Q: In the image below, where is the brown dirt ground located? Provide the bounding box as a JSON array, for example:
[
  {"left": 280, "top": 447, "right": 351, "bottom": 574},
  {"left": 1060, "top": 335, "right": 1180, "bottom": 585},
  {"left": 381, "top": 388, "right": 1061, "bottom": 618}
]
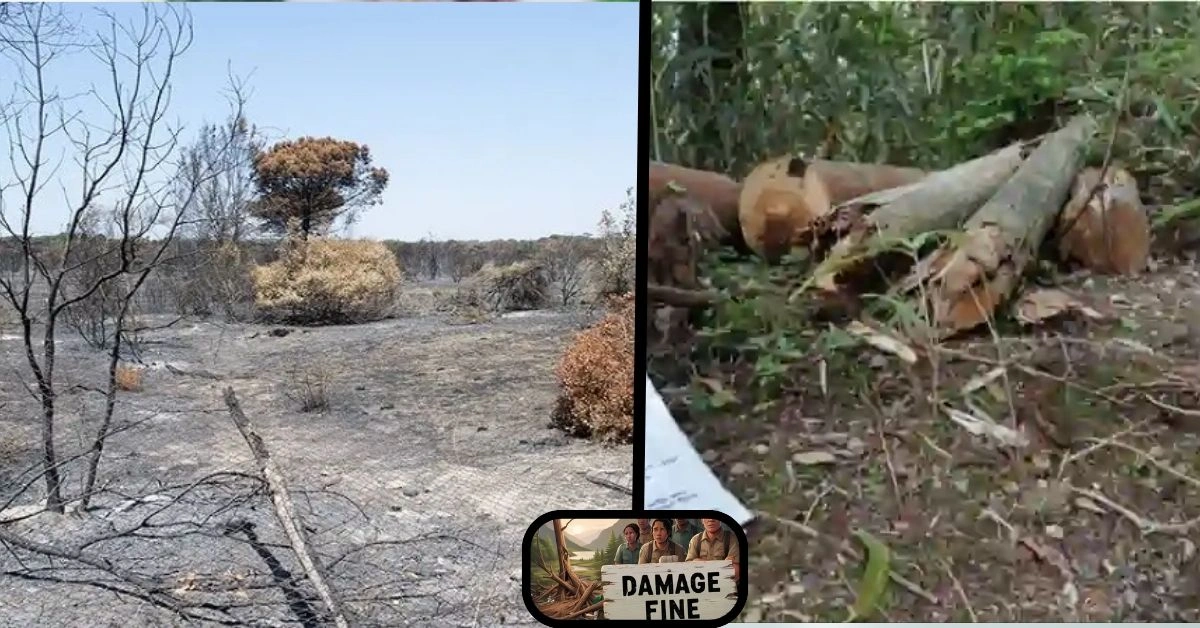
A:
[{"left": 650, "top": 256, "right": 1200, "bottom": 623}]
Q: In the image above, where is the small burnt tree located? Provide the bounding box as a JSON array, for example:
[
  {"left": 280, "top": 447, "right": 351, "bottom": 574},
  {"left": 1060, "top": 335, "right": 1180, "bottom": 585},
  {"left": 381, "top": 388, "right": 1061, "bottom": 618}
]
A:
[
  {"left": 250, "top": 136, "right": 389, "bottom": 240},
  {"left": 538, "top": 235, "right": 592, "bottom": 307},
  {"left": 0, "top": 4, "right": 250, "bottom": 512},
  {"left": 596, "top": 188, "right": 636, "bottom": 298}
]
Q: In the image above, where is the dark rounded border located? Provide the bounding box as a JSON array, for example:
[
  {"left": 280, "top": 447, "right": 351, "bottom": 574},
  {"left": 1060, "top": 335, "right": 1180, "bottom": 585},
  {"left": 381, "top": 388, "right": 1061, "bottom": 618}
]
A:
[{"left": 522, "top": 509, "right": 749, "bottom": 626}]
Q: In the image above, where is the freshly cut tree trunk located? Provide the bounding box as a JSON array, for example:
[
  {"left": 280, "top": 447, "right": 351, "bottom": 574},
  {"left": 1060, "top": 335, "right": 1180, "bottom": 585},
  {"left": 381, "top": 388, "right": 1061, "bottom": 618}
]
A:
[
  {"left": 650, "top": 161, "right": 742, "bottom": 246},
  {"left": 738, "top": 156, "right": 927, "bottom": 262},
  {"left": 902, "top": 114, "right": 1098, "bottom": 336},
  {"left": 807, "top": 142, "right": 1032, "bottom": 292},
  {"left": 647, "top": 193, "right": 729, "bottom": 291},
  {"left": 1054, "top": 165, "right": 1150, "bottom": 275}
]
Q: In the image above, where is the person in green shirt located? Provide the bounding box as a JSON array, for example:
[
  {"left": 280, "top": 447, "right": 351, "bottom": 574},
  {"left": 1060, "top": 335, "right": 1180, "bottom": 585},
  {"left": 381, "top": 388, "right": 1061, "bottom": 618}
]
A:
[
  {"left": 613, "top": 523, "right": 641, "bottom": 565},
  {"left": 671, "top": 518, "right": 701, "bottom": 549}
]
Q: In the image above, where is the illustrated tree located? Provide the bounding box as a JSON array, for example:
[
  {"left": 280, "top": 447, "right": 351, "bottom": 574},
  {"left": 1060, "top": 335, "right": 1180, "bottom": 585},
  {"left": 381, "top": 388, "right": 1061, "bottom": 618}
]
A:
[
  {"left": 602, "top": 528, "right": 621, "bottom": 565},
  {"left": 533, "top": 519, "right": 603, "bottom": 619},
  {"left": 250, "top": 136, "right": 389, "bottom": 240}
]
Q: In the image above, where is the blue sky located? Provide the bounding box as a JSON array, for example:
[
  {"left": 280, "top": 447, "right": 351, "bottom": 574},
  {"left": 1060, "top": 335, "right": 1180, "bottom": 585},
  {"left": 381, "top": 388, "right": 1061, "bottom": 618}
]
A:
[{"left": 2, "top": 3, "right": 638, "bottom": 241}]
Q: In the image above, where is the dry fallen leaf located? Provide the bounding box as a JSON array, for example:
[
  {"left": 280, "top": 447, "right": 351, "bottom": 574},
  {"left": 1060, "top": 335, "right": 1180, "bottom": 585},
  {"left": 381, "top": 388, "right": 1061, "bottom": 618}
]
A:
[
  {"left": 961, "top": 366, "right": 1006, "bottom": 395},
  {"left": 845, "top": 320, "right": 918, "bottom": 364},
  {"left": 792, "top": 451, "right": 838, "bottom": 465},
  {"left": 1016, "top": 288, "right": 1105, "bottom": 325},
  {"left": 942, "top": 405, "right": 1030, "bottom": 448}
]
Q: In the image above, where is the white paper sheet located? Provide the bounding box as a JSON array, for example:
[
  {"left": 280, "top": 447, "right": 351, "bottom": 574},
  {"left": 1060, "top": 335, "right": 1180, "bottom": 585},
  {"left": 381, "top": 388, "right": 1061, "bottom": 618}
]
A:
[{"left": 643, "top": 376, "right": 754, "bottom": 525}]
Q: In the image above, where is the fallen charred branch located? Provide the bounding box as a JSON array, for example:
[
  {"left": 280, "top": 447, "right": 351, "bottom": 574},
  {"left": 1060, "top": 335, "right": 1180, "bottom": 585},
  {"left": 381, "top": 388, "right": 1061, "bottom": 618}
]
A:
[{"left": 223, "top": 387, "right": 350, "bottom": 628}]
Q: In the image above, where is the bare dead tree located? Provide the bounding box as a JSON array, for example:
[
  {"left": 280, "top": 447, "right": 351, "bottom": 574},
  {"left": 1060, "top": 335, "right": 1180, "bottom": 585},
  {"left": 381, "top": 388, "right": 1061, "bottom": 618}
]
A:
[
  {"left": 0, "top": 4, "right": 246, "bottom": 513},
  {"left": 419, "top": 233, "right": 442, "bottom": 280},
  {"left": 177, "top": 70, "right": 265, "bottom": 247},
  {"left": 595, "top": 187, "right": 636, "bottom": 298},
  {"left": 537, "top": 235, "right": 592, "bottom": 307},
  {"left": 168, "top": 70, "right": 267, "bottom": 320},
  {"left": 443, "top": 239, "right": 486, "bottom": 283}
]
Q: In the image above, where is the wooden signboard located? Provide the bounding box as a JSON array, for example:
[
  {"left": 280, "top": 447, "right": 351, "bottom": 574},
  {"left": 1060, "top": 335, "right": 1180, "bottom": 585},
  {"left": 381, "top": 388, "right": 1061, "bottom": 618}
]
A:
[{"left": 600, "top": 560, "right": 737, "bottom": 620}]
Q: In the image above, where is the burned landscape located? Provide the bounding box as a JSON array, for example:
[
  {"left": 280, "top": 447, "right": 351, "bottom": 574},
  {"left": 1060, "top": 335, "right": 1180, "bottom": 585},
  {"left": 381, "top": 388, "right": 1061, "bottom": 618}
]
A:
[
  {"left": 0, "top": 289, "right": 632, "bottom": 626},
  {"left": 0, "top": 3, "right": 636, "bottom": 626}
]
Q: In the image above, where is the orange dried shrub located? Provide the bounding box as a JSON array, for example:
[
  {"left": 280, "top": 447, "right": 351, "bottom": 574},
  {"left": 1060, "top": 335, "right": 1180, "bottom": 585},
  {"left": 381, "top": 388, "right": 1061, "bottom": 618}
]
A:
[
  {"left": 552, "top": 293, "right": 634, "bottom": 443},
  {"left": 115, "top": 364, "right": 142, "bottom": 392},
  {"left": 252, "top": 238, "right": 401, "bottom": 325}
]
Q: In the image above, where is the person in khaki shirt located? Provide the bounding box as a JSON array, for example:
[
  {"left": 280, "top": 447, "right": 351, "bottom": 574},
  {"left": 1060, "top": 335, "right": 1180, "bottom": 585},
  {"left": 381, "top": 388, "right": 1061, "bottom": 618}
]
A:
[
  {"left": 685, "top": 518, "right": 740, "bottom": 581},
  {"left": 638, "top": 518, "right": 685, "bottom": 564}
]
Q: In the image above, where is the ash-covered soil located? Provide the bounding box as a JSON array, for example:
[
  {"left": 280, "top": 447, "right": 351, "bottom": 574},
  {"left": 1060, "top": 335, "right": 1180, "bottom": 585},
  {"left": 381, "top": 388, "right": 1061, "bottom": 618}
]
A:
[{"left": 0, "top": 308, "right": 631, "bottom": 626}]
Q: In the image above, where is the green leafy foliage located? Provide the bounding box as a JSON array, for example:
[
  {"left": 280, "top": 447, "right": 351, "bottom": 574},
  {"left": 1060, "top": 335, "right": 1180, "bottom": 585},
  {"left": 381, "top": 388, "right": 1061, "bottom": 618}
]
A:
[{"left": 652, "top": 3, "right": 1200, "bottom": 205}]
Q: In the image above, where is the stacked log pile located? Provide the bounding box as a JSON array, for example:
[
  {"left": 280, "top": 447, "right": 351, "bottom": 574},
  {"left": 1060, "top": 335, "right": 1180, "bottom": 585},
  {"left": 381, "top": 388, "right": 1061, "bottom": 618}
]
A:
[{"left": 648, "top": 114, "right": 1155, "bottom": 339}]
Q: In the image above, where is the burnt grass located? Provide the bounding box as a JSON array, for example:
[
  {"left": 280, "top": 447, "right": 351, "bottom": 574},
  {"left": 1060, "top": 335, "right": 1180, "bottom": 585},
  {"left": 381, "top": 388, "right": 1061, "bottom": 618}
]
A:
[
  {"left": 648, "top": 252, "right": 1200, "bottom": 622},
  {"left": 0, "top": 284, "right": 631, "bottom": 626}
]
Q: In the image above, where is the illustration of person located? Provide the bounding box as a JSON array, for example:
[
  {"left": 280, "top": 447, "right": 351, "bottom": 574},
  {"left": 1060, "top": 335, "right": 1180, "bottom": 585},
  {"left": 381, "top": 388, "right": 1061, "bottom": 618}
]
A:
[
  {"left": 613, "top": 523, "right": 640, "bottom": 565},
  {"left": 638, "top": 519, "right": 685, "bottom": 564},
  {"left": 686, "top": 518, "right": 740, "bottom": 582},
  {"left": 671, "top": 517, "right": 701, "bottom": 549}
]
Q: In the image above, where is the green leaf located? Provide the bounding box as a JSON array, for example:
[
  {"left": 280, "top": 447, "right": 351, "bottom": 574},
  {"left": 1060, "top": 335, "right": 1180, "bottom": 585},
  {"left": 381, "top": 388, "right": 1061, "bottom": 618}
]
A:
[
  {"left": 846, "top": 529, "right": 892, "bottom": 622},
  {"left": 1154, "top": 96, "right": 1182, "bottom": 137}
]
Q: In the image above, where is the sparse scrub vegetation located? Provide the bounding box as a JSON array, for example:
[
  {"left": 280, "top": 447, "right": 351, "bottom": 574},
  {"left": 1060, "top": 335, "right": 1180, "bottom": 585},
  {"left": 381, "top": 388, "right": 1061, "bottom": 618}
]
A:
[
  {"left": 172, "top": 241, "right": 257, "bottom": 320},
  {"left": 282, "top": 363, "right": 331, "bottom": 413},
  {"left": 595, "top": 188, "right": 636, "bottom": 298}
]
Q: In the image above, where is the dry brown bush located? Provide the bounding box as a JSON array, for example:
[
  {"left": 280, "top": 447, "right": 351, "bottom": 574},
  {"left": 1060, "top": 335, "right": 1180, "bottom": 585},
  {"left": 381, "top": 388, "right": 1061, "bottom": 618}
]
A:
[
  {"left": 475, "top": 261, "right": 549, "bottom": 312},
  {"left": 115, "top": 364, "right": 143, "bottom": 392},
  {"left": 252, "top": 238, "right": 401, "bottom": 325},
  {"left": 551, "top": 292, "right": 634, "bottom": 443},
  {"left": 446, "top": 261, "right": 549, "bottom": 317},
  {"left": 437, "top": 282, "right": 495, "bottom": 325}
]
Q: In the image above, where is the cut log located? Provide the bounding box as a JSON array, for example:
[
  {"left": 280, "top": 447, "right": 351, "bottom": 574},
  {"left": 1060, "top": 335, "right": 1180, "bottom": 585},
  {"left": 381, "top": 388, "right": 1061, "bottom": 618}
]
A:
[
  {"left": 650, "top": 161, "right": 742, "bottom": 247},
  {"left": 806, "top": 142, "right": 1032, "bottom": 293},
  {"left": 738, "top": 156, "right": 927, "bottom": 262},
  {"left": 1054, "top": 165, "right": 1150, "bottom": 275},
  {"left": 902, "top": 114, "right": 1098, "bottom": 336},
  {"left": 647, "top": 194, "right": 729, "bottom": 291}
]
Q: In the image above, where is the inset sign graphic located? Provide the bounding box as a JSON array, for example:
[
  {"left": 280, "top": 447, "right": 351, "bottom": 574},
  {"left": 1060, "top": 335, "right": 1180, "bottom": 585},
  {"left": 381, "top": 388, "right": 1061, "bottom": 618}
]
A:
[{"left": 522, "top": 510, "right": 747, "bottom": 626}]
